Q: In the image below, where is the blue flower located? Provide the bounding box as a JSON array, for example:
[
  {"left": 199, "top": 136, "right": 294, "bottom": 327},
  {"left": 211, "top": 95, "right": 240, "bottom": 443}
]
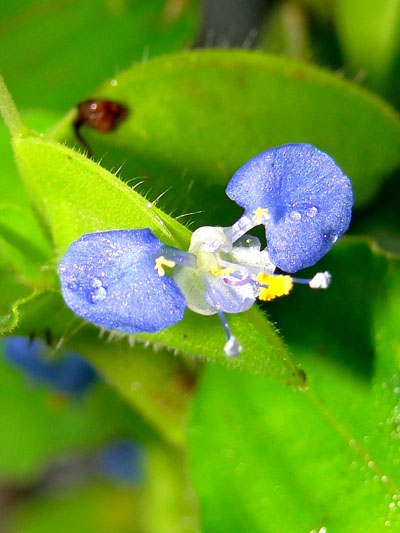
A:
[
  {"left": 226, "top": 143, "right": 353, "bottom": 272},
  {"left": 3, "top": 337, "right": 97, "bottom": 395},
  {"left": 96, "top": 440, "right": 141, "bottom": 484},
  {"left": 58, "top": 144, "right": 353, "bottom": 357}
]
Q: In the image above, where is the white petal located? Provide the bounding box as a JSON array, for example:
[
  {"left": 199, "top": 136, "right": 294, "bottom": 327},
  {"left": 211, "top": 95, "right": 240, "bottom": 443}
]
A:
[
  {"left": 173, "top": 266, "right": 216, "bottom": 315},
  {"left": 189, "top": 226, "right": 233, "bottom": 253}
]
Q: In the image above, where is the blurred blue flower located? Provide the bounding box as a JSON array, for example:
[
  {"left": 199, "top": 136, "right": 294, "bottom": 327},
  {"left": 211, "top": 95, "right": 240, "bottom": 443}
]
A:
[
  {"left": 58, "top": 144, "right": 353, "bottom": 357},
  {"left": 3, "top": 337, "right": 97, "bottom": 396},
  {"left": 96, "top": 440, "right": 141, "bottom": 484}
]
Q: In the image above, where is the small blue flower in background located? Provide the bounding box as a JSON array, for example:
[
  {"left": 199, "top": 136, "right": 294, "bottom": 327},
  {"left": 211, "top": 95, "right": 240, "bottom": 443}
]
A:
[
  {"left": 3, "top": 337, "right": 97, "bottom": 396},
  {"left": 96, "top": 439, "right": 141, "bottom": 484},
  {"left": 58, "top": 143, "right": 353, "bottom": 357}
]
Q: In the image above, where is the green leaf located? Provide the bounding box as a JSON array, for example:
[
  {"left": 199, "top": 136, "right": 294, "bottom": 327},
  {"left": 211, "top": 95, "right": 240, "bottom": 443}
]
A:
[
  {"left": 141, "top": 443, "right": 199, "bottom": 533},
  {"left": 0, "top": 202, "right": 54, "bottom": 334},
  {"left": 51, "top": 49, "right": 400, "bottom": 215},
  {"left": 0, "top": 272, "right": 37, "bottom": 335},
  {"left": 260, "top": 1, "right": 312, "bottom": 62},
  {"left": 335, "top": 0, "right": 400, "bottom": 91},
  {"left": 12, "top": 445, "right": 199, "bottom": 533},
  {"left": 1, "top": 290, "right": 78, "bottom": 340},
  {"left": 11, "top": 132, "right": 299, "bottom": 385},
  {"left": 11, "top": 482, "right": 140, "bottom": 533},
  {"left": 0, "top": 340, "right": 153, "bottom": 483},
  {"left": 0, "top": 107, "right": 63, "bottom": 208},
  {"left": 12, "top": 134, "right": 190, "bottom": 252},
  {"left": 3, "top": 289, "right": 194, "bottom": 446},
  {"left": 0, "top": 0, "right": 199, "bottom": 110},
  {"left": 0, "top": 107, "right": 67, "bottom": 332},
  {"left": 0, "top": 205, "right": 53, "bottom": 284},
  {"left": 188, "top": 240, "right": 400, "bottom": 532},
  {"left": 74, "top": 333, "right": 197, "bottom": 446}
]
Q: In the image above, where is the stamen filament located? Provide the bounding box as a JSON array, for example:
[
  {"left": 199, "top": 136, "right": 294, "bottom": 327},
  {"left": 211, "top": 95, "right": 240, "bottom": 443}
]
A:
[
  {"left": 291, "top": 271, "right": 331, "bottom": 289},
  {"left": 231, "top": 214, "right": 257, "bottom": 243},
  {"left": 162, "top": 246, "right": 197, "bottom": 268},
  {"left": 201, "top": 274, "right": 243, "bottom": 357},
  {"left": 223, "top": 274, "right": 252, "bottom": 286},
  {"left": 291, "top": 277, "right": 310, "bottom": 285},
  {"left": 219, "top": 258, "right": 263, "bottom": 276},
  {"left": 217, "top": 310, "right": 242, "bottom": 357}
]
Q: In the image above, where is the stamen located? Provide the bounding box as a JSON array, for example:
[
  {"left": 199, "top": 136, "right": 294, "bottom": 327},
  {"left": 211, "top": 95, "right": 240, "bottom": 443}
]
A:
[
  {"left": 162, "top": 247, "right": 197, "bottom": 268},
  {"left": 291, "top": 271, "right": 331, "bottom": 289},
  {"left": 219, "top": 259, "right": 265, "bottom": 276},
  {"left": 309, "top": 271, "right": 331, "bottom": 289},
  {"left": 231, "top": 214, "right": 257, "bottom": 243},
  {"left": 253, "top": 207, "right": 271, "bottom": 224},
  {"left": 223, "top": 274, "right": 252, "bottom": 286},
  {"left": 154, "top": 256, "right": 176, "bottom": 276},
  {"left": 211, "top": 266, "right": 235, "bottom": 276},
  {"left": 290, "top": 276, "right": 310, "bottom": 285},
  {"left": 256, "top": 273, "right": 293, "bottom": 301},
  {"left": 224, "top": 335, "right": 243, "bottom": 357},
  {"left": 217, "top": 311, "right": 243, "bottom": 357}
]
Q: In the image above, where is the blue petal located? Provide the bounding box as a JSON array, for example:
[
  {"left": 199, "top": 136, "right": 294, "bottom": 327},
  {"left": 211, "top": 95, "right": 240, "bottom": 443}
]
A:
[
  {"left": 58, "top": 229, "right": 186, "bottom": 333},
  {"left": 226, "top": 144, "right": 353, "bottom": 272},
  {"left": 97, "top": 440, "right": 141, "bottom": 484},
  {"left": 53, "top": 352, "right": 97, "bottom": 394},
  {"left": 4, "top": 337, "right": 57, "bottom": 383}
]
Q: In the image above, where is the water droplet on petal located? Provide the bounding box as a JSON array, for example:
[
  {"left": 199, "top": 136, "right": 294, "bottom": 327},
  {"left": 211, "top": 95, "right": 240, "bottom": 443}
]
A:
[
  {"left": 96, "top": 286, "right": 107, "bottom": 300},
  {"left": 89, "top": 287, "right": 107, "bottom": 303},
  {"left": 67, "top": 280, "right": 78, "bottom": 291},
  {"left": 290, "top": 211, "right": 302, "bottom": 220},
  {"left": 323, "top": 232, "right": 337, "bottom": 242},
  {"left": 90, "top": 277, "right": 103, "bottom": 289},
  {"left": 306, "top": 206, "right": 318, "bottom": 218},
  {"left": 87, "top": 278, "right": 107, "bottom": 303}
]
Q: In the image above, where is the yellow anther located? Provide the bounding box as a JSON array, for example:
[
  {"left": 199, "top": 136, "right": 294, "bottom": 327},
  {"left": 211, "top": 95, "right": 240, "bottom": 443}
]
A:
[
  {"left": 256, "top": 272, "right": 293, "bottom": 301},
  {"left": 253, "top": 207, "right": 271, "bottom": 224},
  {"left": 211, "top": 266, "right": 236, "bottom": 276},
  {"left": 155, "top": 256, "right": 176, "bottom": 276}
]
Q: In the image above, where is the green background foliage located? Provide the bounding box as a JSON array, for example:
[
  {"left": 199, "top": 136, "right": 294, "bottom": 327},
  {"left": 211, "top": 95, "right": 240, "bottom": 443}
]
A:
[{"left": 1, "top": 0, "right": 400, "bottom": 531}]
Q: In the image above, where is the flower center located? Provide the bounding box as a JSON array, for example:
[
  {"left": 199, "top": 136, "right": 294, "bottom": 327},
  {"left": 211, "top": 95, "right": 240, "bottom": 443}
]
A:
[{"left": 153, "top": 225, "right": 332, "bottom": 358}]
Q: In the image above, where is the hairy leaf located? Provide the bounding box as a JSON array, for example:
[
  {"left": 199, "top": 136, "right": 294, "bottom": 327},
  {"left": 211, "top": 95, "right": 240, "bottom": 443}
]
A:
[
  {"left": 52, "top": 49, "right": 400, "bottom": 220},
  {"left": 188, "top": 239, "right": 400, "bottom": 532}
]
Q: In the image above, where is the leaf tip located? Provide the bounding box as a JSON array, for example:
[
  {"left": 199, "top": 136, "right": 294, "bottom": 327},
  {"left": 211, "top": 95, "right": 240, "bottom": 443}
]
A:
[{"left": 0, "top": 75, "right": 25, "bottom": 137}]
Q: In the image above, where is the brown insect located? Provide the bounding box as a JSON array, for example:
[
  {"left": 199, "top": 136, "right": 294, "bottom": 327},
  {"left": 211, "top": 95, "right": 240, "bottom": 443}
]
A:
[{"left": 73, "top": 99, "right": 128, "bottom": 157}]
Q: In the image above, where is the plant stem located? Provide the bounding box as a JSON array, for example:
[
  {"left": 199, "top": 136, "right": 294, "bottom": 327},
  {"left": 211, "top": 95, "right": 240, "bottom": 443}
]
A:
[{"left": 0, "top": 75, "right": 24, "bottom": 136}]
